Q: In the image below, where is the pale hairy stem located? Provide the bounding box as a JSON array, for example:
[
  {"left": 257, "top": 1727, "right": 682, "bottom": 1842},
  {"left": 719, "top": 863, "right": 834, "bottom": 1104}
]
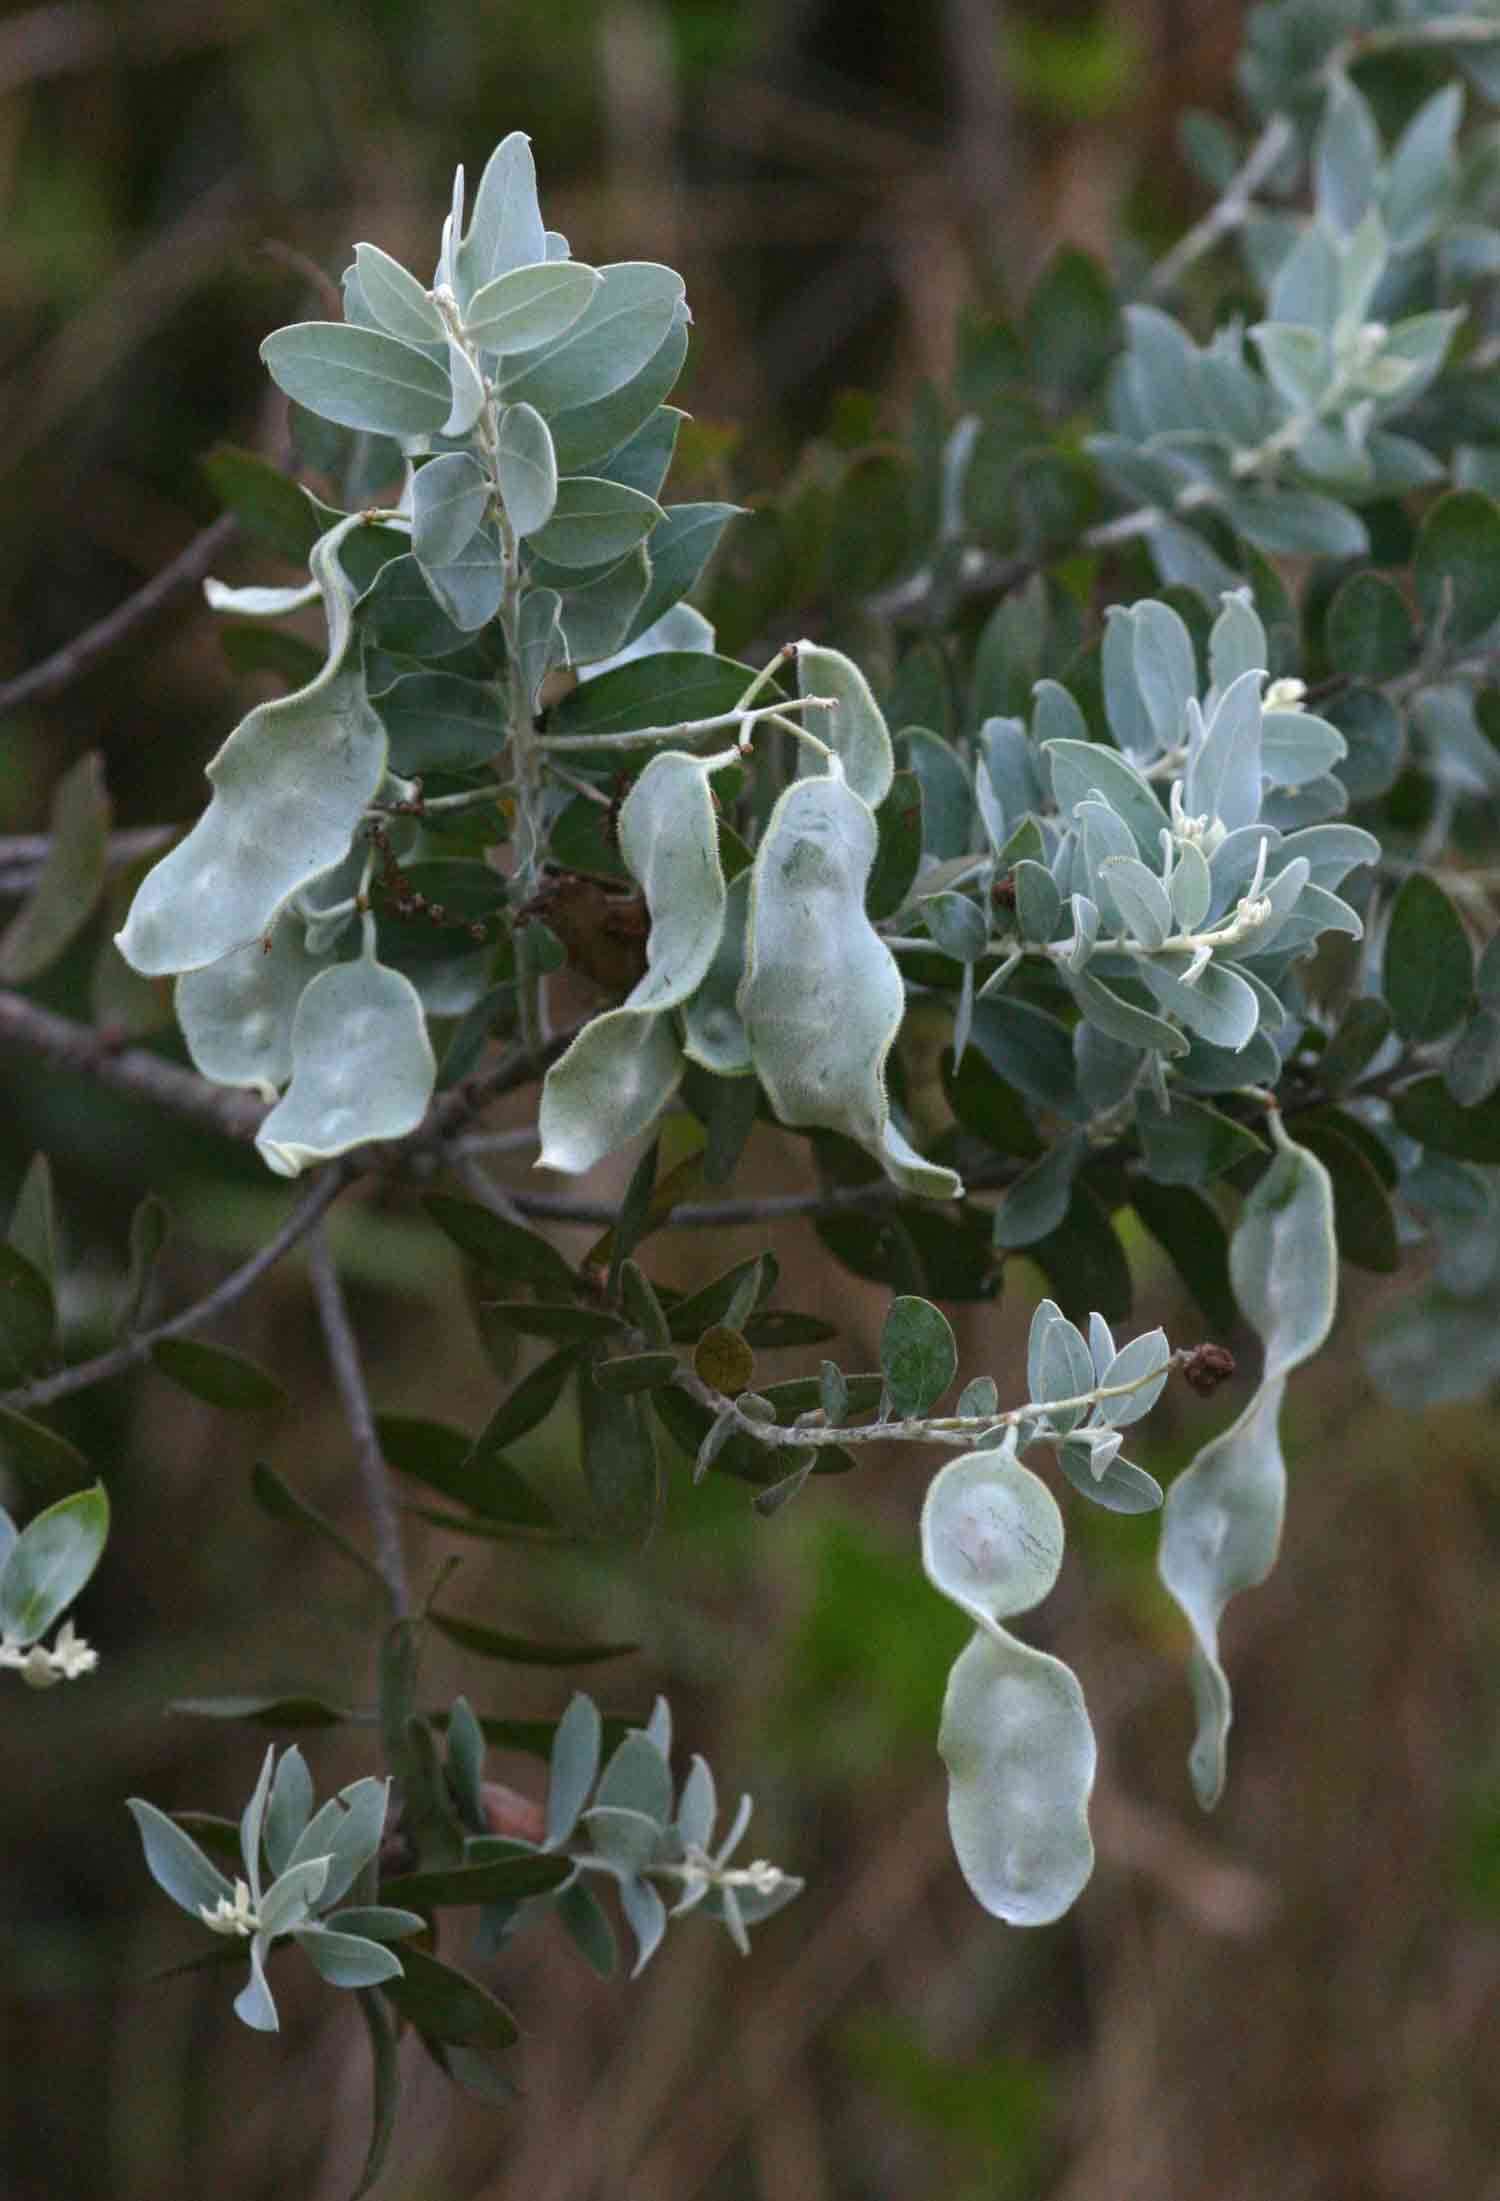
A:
[
  {"left": 1, "top": 1168, "right": 348, "bottom": 1414},
  {"left": 1146, "top": 113, "right": 1296, "bottom": 299},
  {"left": 535, "top": 693, "right": 833, "bottom": 756},
  {"left": 674, "top": 1348, "right": 1196, "bottom": 1456},
  {"left": 306, "top": 1224, "right": 410, "bottom": 1617}
]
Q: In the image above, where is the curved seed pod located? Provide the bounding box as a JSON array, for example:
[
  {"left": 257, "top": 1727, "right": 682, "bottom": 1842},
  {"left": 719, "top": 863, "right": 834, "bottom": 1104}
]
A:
[
  {"left": 739, "top": 766, "right": 961, "bottom": 1200},
  {"left": 921, "top": 1444, "right": 1096, "bottom": 1924},
  {"left": 794, "top": 642, "right": 893, "bottom": 809},
  {"left": 538, "top": 750, "right": 731, "bottom": 1172},
  {"left": 255, "top": 951, "right": 436, "bottom": 1177},
  {"left": 1157, "top": 1126, "right": 1336, "bottom": 1806},
  {"left": 175, "top": 918, "right": 329, "bottom": 1100},
  {"left": 117, "top": 517, "right": 385, "bottom": 978},
  {"left": 681, "top": 869, "right": 753, "bottom": 1075}
]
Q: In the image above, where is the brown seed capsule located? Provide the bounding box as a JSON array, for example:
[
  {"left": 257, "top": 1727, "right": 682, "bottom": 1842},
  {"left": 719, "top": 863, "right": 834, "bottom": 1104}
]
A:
[{"left": 1181, "top": 1342, "right": 1236, "bottom": 1396}]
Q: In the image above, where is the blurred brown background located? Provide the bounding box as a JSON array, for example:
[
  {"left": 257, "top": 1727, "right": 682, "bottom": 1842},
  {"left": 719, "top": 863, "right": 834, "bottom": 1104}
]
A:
[{"left": 4, "top": 2, "right": 1500, "bottom": 2197}]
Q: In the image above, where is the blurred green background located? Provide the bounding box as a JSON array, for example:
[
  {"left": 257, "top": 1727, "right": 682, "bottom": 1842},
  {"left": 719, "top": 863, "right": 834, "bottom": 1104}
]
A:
[{"left": 4, "top": 2, "right": 1500, "bottom": 2196}]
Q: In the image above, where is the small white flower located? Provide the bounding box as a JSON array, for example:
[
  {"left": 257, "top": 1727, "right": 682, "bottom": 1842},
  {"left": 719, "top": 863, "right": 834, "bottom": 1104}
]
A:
[
  {"left": 1264, "top": 676, "right": 1307, "bottom": 713},
  {"left": 200, "top": 1880, "right": 260, "bottom": 1937},
  {"left": 2, "top": 1619, "right": 100, "bottom": 1687},
  {"left": 49, "top": 1620, "right": 99, "bottom": 1681},
  {"left": 19, "top": 1645, "right": 64, "bottom": 1690}
]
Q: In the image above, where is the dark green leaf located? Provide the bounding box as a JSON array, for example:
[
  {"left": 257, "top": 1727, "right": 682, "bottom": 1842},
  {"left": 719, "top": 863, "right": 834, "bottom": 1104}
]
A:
[
  {"left": 1325, "top": 570, "right": 1414, "bottom": 682},
  {"left": 593, "top": 1350, "right": 679, "bottom": 1394},
  {"left": 220, "top": 624, "right": 327, "bottom": 687},
  {"left": 941, "top": 1046, "right": 1043, "bottom": 1158},
  {"left": 667, "top": 1254, "right": 776, "bottom": 1341},
  {"left": 1135, "top": 1090, "right": 1266, "bottom": 1187},
  {"left": 428, "top": 1608, "right": 635, "bottom": 1666},
  {"left": 814, "top": 1205, "right": 999, "bottom": 1301},
  {"left": 547, "top": 653, "right": 767, "bottom": 746},
  {"left": 250, "top": 1461, "right": 387, "bottom": 1589},
  {"left": 623, "top": 502, "right": 740, "bottom": 643},
  {"left": 0, "top": 1403, "right": 91, "bottom": 1498},
  {"left": 1130, "top": 1179, "right": 1236, "bottom": 1333},
  {"left": 1392, "top": 1076, "right": 1500, "bottom": 1163},
  {"left": 475, "top": 1302, "right": 625, "bottom": 1342},
  {"left": 152, "top": 1338, "right": 285, "bottom": 1411},
  {"left": 739, "top": 1309, "right": 839, "bottom": 1348},
  {"left": 171, "top": 1694, "right": 351, "bottom": 1727},
  {"left": 0, "top": 752, "right": 110, "bottom": 983},
  {"left": 1446, "top": 1007, "right": 1500, "bottom": 1107},
  {"left": 1022, "top": 1184, "right": 1131, "bottom": 1325},
  {"left": 610, "top": 1138, "right": 661, "bottom": 1291},
  {"left": 382, "top": 1853, "right": 571, "bottom": 1906},
  {"left": 425, "top": 1197, "right": 579, "bottom": 1297},
  {"left": 375, "top": 1414, "right": 554, "bottom": 1528},
  {"left": 866, "top": 771, "right": 925, "bottom": 922},
  {"left": 350, "top": 1990, "right": 401, "bottom": 2201},
  {"left": 1415, "top": 489, "right": 1500, "bottom": 651},
  {"left": 757, "top": 1372, "right": 884, "bottom": 1419},
  {"left": 0, "top": 1246, "right": 57, "bottom": 1384},
  {"left": 200, "top": 444, "right": 321, "bottom": 562},
  {"left": 555, "top": 1879, "right": 617, "bottom": 1976},
  {"left": 1024, "top": 247, "right": 1119, "bottom": 402},
  {"left": 376, "top": 673, "right": 504, "bottom": 776},
  {"left": 826, "top": 453, "right": 914, "bottom": 596},
  {"left": 1383, "top": 873, "right": 1473, "bottom": 1043},
  {"left": 116, "top": 1194, "right": 169, "bottom": 1339},
  {"left": 578, "top": 1367, "right": 659, "bottom": 1541},
  {"left": 467, "top": 1350, "right": 580, "bottom": 1456},
  {"left": 380, "top": 1947, "right": 519, "bottom": 2049},
  {"left": 1291, "top": 1118, "right": 1399, "bottom": 1273},
  {"left": 880, "top": 1296, "right": 958, "bottom": 1418},
  {"left": 1318, "top": 996, "right": 1392, "bottom": 1092}
]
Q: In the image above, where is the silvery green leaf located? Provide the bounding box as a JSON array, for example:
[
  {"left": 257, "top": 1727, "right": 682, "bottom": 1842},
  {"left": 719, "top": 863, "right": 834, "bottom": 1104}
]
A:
[
  {"left": 1250, "top": 321, "right": 1328, "bottom": 411},
  {"left": 1014, "top": 859, "right": 1061, "bottom": 943},
  {"left": 517, "top": 586, "right": 564, "bottom": 707},
  {"left": 499, "top": 263, "right": 685, "bottom": 417},
  {"left": 1055, "top": 1444, "right": 1164, "bottom": 1514},
  {"left": 0, "top": 1509, "right": 16, "bottom": 1575},
  {"left": 1078, "top": 796, "right": 1137, "bottom": 883},
  {"left": 1268, "top": 221, "right": 1341, "bottom": 333},
  {"left": 264, "top": 1746, "right": 314, "bottom": 1877},
  {"left": 921, "top": 891, "right": 987, "bottom": 963},
  {"left": 1118, "top": 303, "right": 1199, "bottom": 438},
  {"left": 1197, "top": 328, "right": 1274, "bottom": 445},
  {"left": 1260, "top": 709, "right": 1345, "bottom": 787},
  {"left": 1337, "top": 210, "right": 1387, "bottom": 333},
  {"left": 796, "top": 642, "right": 894, "bottom": 809},
  {"left": 547, "top": 315, "right": 689, "bottom": 475},
  {"left": 1384, "top": 83, "right": 1462, "bottom": 253},
  {"left": 1137, "top": 958, "right": 1260, "bottom": 1051},
  {"left": 295, "top": 1926, "right": 404, "bottom": 1988},
  {"left": 1170, "top": 839, "right": 1211, "bottom": 931},
  {"left": 464, "top": 259, "right": 600, "bottom": 352},
  {"left": 529, "top": 476, "right": 662, "bottom": 569},
  {"left": 258, "top": 1855, "right": 331, "bottom": 1939},
  {"left": 1446, "top": 1008, "right": 1500, "bottom": 1107},
  {"left": 921, "top": 1448, "right": 1095, "bottom": 1923},
  {"left": 618, "top": 1872, "right": 668, "bottom": 1976},
  {"left": 539, "top": 750, "right": 730, "bottom": 1171},
  {"left": 545, "top": 1693, "right": 602, "bottom": 1851},
  {"left": 0, "top": 1480, "right": 109, "bottom": 1648},
  {"left": 1074, "top": 1020, "right": 1142, "bottom": 1114},
  {"left": 1185, "top": 667, "right": 1264, "bottom": 835},
  {"left": 597, "top": 1728, "right": 673, "bottom": 1822},
  {"left": 433, "top": 162, "right": 464, "bottom": 291},
  {"left": 1065, "top": 893, "right": 1098, "bottom": 972},
  {"left": 260, "top": 323, "right": 452, "bottom": 437},
  {"left": 558, "top": 545, "right": 651, "bottom": 664},
  {"left": 682, "top": 869, "right": 752, "bottom": 1075},
  {"left": 956, "top": 1375, "right": 998, "bottom": 1420},
  {"left": 993, "top": 1132, "right": 1084, "bottom": 1250},
  {"left": 992, "top": 706, "right": 1052, "bottom": 810},
  {"left": 239, "top": 1745, "right": 276, "bottom": 1897},
  {"left": 494, "top": 402, "right": 558, "bottom": 537},
  {"left": 676, "top": 1755, "right": 716, "bottom": 1851},
  {"left": 545, "top": 230, "right": 569, "bottom": 260},
  {"left": 437, "top": 336, "right": 483, "bottom": 440},
  {"left": 974, "top": 758, "right": 1006, "bottom": 854},
  {"left": 1094, "top": 1327, "right": 1170, "bottom": 1427},
  {"left": 1207, "top": 823, "right": 1280, "bottom": 920},
  {"left": 1069, "top": 968, "right": 1188, "bottom": 1056},
  {"left": 1225, "top": 488, "right": 1367, "bottom": 560},
  {"left": 1207, "top": 589, "right": 1267, "bottom": 703},
  {"left": 1131, "top": 600, "right": 1196, "bottom": 754},
  {"left": 1254, "top": 879, "right": 1361, "bottom": 956},
  {"left": 175, "top": 921, "right": 325, "bottom": 1100},
  {"left": 1028, "top": 1299, "right": 1094, "bottom": 1430},
  {"left": 1372, "top": 309, "right": 1464, "bottom": 407},
  {"left": 1087, "top": 1312, "right": 1115, "bottom": 1381},
  {"left": 301, "top": 1777, "right": 391, "bottom": 1909},
  {"left": 597, "top": 403, "right": 684, "bottom": 498},
  {"left": 1045, "top": 740, "right": 1169, "bottom": 860},
  {"left": 255, "top": 955, "right": 436, "bottom": 1176},
  {"left": 1099, "top": 856, "right": 1172, "bottom": 949},
  {"left": 739, "top": 770, "right": 961, "bottom": 1201},
  {"left": 117, "top": 517, "right": 384, "bottom": 977},
  {"left": 353, "top": 243, "right": 445, "bottom": 346},
  {"left": 1158, "top": 1134, "right": 1336, "bottom": 1805},
  {"left": 418, "top": 522, "right": 505, "bottom": 632},
  {"left": 583, "top": 1806, "right": 663, "bottom": 1875},
  {"left": 234, "top": 1934, "right": 279, "bottom": 2032},
  {"left": 1100, "top": 607, "right": 1152, "bottom": 761},
  {"left": 646, "top": 1693, "right": 673, "bottom": 1760},
  {"left": 340, "top": 258, "right": 379, "bottom": 331},
  {"left": 1316, "top": 72, "right": 1380, "bottom": 233},
  {"left": 1260, "top": 774, "right": 1346, "bottom": 830},
  {"left": 622, "top": 503, "right": 740, "bottom": 649},
  {"left": 127, "top": 1798, "right": 233, "bottom": 1917},
  {"left": 411, "top": 453, "right": 489, "bottom": 566},
  {"left": 203, "top": 578, "right": 320, "bottom": 618},
  {"left": 456, "top": 132, "right": 546, "bottom": 302}
]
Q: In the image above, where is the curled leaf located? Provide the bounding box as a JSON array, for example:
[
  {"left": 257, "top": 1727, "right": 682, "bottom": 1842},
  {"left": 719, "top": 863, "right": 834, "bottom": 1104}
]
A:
[
  {"left": 175, "top": 917, "right": 328, "bottom": 1100},
  {"left": 255, "top": 953, "right": 436, "bottom": 1176}
]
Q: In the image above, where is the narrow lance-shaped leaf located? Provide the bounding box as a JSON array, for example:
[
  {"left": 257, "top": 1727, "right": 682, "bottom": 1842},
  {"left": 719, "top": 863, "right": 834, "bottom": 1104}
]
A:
[
  {"left": 539, "top": 750, "right": 732, "bottom": 1172},
  {"left": 0, "top": 751, "right": 111, "bottom": 984},
  {"left": 1157, "top": 1129, "right": 1337, "bottom": 1807},
  {"left": 739, "top": 765, "right": 961, "bottom": 1201},
  {"left": 0, "top": 1482, "right": 110, "bottom": 1647},
  {"left": 116, "top": 516, "right": 386, "bottom": 976},
  {"left": 921, "top": 1443, "right": 1096, "bottom": 1924}
]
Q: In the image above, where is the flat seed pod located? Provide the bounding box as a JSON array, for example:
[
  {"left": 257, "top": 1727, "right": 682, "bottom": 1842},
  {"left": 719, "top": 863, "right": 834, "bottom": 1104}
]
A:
[
  {"left": 538, "top": 750, "right": 731, "bottom": 1172},
  {"left": 739, "top": 767, "right": 961, "bottom": 1200},
  {"left": 921, "top": 1445, "right": 1095, "bottom": 1924},
  {"left": 117, "top": 516, "right": 387, "bottom": 977},
  {"left": 255, "top": 953, "right": 436, "bottom": 1177},
  {"left": 1157, "top": 1129, "right": 1337, "bottom": 1806},
  {"left": 175, "top": 918, "right": 328, "bottom": 1099}
]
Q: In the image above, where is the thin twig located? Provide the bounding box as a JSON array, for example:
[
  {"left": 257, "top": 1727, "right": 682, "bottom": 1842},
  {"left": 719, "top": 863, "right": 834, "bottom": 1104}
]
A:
[
  {"left": 0, "top": 513, "right": 237, "bottom": 719},
  {"left": 306, "top": 1225, "right": 410, "bottom": 1617},
  {"left": 1, "top": 1168, "right": 348, "bottom": 1414},
  {"left": 1146, "top": 113, "right": 1296, "bottom": 299},
  {"left": 0, "top": 986, "right": 267, "bottom": 1141},
  {"left": 0, "top": 826, "right": 172, "bottom": 899}
]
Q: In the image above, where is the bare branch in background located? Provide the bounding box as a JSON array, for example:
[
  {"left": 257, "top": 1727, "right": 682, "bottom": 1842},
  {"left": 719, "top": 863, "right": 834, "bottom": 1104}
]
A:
[{"left": 307, "top": 1224, "right": 410, "bottom": 1617}]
